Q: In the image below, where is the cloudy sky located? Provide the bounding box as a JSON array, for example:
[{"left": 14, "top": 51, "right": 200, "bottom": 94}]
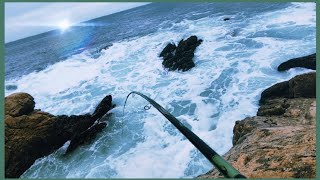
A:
[{"left": 5, "top": 2, "right": 150, "bottom": 43}]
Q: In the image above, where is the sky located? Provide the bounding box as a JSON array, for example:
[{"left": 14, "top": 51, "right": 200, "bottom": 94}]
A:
[{"left": 5, "top": 2, "right": 150, "bottom": 43}]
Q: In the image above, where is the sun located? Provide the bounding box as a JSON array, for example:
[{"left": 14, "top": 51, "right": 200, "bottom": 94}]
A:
[{"left": 58, "top": 20, "right": 71, "bottom": 31}]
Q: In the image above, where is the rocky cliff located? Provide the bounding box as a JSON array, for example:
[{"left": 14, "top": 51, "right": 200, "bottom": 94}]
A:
[
  {"left": 5, "top": 93, "right": 114, "bottom": 178},
  {"left": 199, "top": 72, "right": 316, "bottom": 178}
]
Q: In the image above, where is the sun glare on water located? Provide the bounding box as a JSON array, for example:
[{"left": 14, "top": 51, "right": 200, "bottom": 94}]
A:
[{"left": 58, "top": 20, "right": 71, "bottom": 31}]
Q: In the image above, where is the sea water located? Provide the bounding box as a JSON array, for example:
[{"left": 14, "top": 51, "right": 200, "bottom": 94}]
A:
[{"left": 5, "top": 2, "right": 315, "bottom": 178}]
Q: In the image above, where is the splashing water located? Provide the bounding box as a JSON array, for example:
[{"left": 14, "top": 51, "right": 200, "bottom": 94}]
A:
[{"left": 5, "top": 2, "right": 315, "bottom": 178}]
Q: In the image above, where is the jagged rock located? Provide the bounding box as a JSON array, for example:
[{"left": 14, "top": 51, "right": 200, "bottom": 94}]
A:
[
  {"left": 91, "top": 95, "right": 114, "bottom": 121},
  {"left": 65, "top": 122, "right": 107, "bottom": 154},
  {"left": 199, "top": 98, "right": 316, "bottom": 179},
  {"left": 5, "top": 93, "right": 114, "bottom": 178},
  {"left": 283, "top": 108, "right": 302, "bottom": 118},
  {"left": 260, "top": 72, "right": 316, "bottom": 103},
  {"left": 199, "top": 73, "right": 316, "bottom": 178},
  {"left": 278, "top": 53, "right": 316, "bottom": 71},
  {"left": 160, "top": 35, "right": 202, "bottom": 71},
  {"left": 5, "top": 93, "right": 35, "bottom": 117},
  {"left": 159, "top": 43, "right": 176, "bottom": 58},
  {"left": 257, "top": 99, "right": 290, "bottom": 116},
  {"left": 288, "top": 72, "right": 316, "bottom": 98},
  {"left": 233, "top": 117, "right": 273, "bottom": 145}
]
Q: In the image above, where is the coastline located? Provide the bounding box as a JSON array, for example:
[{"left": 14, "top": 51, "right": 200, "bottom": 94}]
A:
[
  {"left": 5, "top": 93, "right": 114, "bottom": 178},
  {"left": 4, "top": 52, "right": 316, "bottom": 178},
  {"left": 199, "top": 55, "right": 316, "bottom": 178}
]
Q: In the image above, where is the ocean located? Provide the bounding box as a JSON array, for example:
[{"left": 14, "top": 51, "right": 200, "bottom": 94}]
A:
[{"left": 5, "top": 2, "right": 316, "bottom": 178}]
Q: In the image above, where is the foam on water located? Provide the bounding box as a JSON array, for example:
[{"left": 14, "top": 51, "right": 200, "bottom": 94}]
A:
[{"left": 6, "top": 3, "right": 315, "bottom": 178}]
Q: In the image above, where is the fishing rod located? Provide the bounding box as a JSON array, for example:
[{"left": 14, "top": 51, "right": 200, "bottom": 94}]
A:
[{"left": 124, "top": 91, "right": 246, "bottom": 178}]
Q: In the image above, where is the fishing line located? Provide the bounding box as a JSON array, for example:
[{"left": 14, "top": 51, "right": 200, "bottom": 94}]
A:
[{"left": 123, "top": 91, "right": 246, "bottom": 178}]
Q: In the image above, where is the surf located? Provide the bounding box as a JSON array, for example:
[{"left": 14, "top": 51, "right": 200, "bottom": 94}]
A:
[{"left": 4, "top": 2, "right": 315, "bottom": 178}]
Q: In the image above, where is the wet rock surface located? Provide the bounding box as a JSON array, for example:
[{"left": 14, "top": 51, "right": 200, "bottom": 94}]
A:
[
  {"left": 5, "top": 93, "right": 114, "bottom": 178},
  {"left": 199, "top": 73, "right": 316, "bottom": 178},
  {"left": 160, "top": 35, "right": 202, "bottom": 71},
  {"left": 260, "top": 72, "right": 316, "bottom": 103},
  {"left": 91, "top": 95, "right": 114, "bottom": 120},
  {"left": 65, "top": 122, "right": 107, "bottom": 154},
  {"left": 278, "top": 53, "right": 316, "bottom": 71}
]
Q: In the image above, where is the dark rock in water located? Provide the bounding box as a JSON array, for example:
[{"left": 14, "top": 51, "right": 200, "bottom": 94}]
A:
[
  {"left": 91, "top": 95, "right": 114, "bottom": 121},
  {"left": 159, "top": 43, "right": 176, "bottom": 58},
  {"left": 65, "top": 122, "right": 107, "bottom": 154},
  {"left": 5, "top": 93, "right": 114, "bottom": 178},
  {"left": 260, "top": 72, "right": 316, "bottom": 104},
  {"left": 5, "top": 85, "right": 18, "bottom": 91},
  {"left": 160, "top": 35, "right": 202, "bottom": 72},
  {"left": 223, "top": 17, "right": 231, "bottom": 21},
  {"left": 278, "top": 53, "right": 316, "bottom": 71},
  {"left": 65, "top": 95, "right": 116, "bottom": 154}
]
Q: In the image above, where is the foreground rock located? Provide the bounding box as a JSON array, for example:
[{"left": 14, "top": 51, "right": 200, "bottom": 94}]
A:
[
  {"left": 5, "top": 93, "right": 114, "bottom": 178},
  {"left": 199, "top": 73, "right": 316, "bottom": 178},
  {"left": 277, "top": 53, "right": 316, "bottom": 71},
  {"left": 91, "top": 95, "right": 114, "bottom": 120},
  {"left": 260, "top": 72, "right": 315, "bottom": 103},
  {"left": 65, "top": 122, "right": 107, "bottom": 154},
  {"left": 160, "top": 35, "right": 203, "bottom": 71}
]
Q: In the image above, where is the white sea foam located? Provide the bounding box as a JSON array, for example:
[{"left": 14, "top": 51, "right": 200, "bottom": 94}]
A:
[{"left": 8, "top": 2, "right": 315, "bottom": 178}]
